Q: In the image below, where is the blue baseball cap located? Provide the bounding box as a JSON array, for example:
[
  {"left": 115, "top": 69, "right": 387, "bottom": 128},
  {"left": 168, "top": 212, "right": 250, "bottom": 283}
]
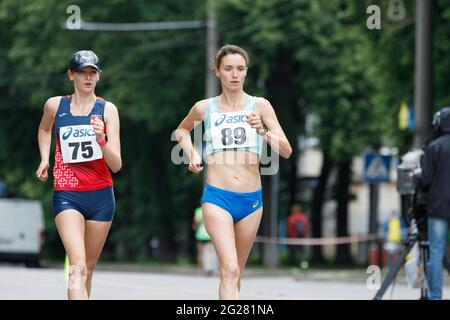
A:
[{"left": 69, "top": 50, "right": 101, "bottom": 72}]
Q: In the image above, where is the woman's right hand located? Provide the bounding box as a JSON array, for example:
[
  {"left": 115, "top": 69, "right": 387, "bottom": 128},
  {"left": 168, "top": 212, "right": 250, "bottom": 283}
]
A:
[
  {"left": 36, "top": 161, "right": 49, "bottom": 182},
  {"left": 188, "top": 154, "right": 203, "bottom": 174}
]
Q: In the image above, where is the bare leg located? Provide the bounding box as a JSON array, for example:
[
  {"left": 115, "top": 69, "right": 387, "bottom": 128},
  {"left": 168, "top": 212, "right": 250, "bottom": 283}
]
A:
[
  {"left": 234, "top": 208, "right": 263, "bottom": 293},
  {"left": 84, "top": 220, "right": 112, "bottom": 297},
  {"left": 55, "top": 210, "right": 87, "bottom": 300},
  {"left": 202, "top": 203, "right": 239, "bottom": 300}
]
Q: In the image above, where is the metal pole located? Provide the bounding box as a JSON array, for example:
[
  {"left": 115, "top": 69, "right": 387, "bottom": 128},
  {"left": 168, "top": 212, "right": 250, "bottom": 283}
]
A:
[
  {"left": 205, "top": 0, "right": 219, "bottom": 99},
  {"left": 368, "top": 184, "right": 379, "bottom": 266},
  {"left": 369, "top": 184, "right": 379, "bottom": 239},
  {"left": 270, "top": 172, "right": 280, "bottom": 268},
  {"left": 202, "top": 0, "right": 219, "bottom": 186},
  {"left": 263, "top": 172, "right": 280, "bottom": 268},
  {"left": 413, "top": 0, "right": 433, "bottom": 149}
]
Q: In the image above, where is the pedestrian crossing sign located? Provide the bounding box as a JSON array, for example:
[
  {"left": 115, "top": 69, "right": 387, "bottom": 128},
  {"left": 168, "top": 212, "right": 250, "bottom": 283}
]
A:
[{"left": 363, "top": 153, "right": 392, "bottom": 183}]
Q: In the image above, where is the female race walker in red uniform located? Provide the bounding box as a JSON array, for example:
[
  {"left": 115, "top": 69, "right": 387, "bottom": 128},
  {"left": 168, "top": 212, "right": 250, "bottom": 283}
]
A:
[
  {"left": 176, "top": 45, "right": 292, "bottom": 299},
  {"left": 36, "top": 50, "right": 121, "bottom": 299}
]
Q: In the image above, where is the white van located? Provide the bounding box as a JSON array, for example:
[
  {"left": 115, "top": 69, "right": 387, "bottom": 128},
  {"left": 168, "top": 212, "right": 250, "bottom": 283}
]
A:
[{"left": 0, "top": 199, "right": 45, "bottom": 267}]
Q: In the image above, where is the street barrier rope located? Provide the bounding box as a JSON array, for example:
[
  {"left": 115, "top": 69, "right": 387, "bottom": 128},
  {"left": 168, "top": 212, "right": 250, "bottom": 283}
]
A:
[{"left": 255, "top": 233, "right": 381, "bottom": 246}]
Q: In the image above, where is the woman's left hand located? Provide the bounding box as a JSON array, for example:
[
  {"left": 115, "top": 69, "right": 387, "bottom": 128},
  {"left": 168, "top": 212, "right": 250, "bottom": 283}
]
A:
[
  {"left": 246, "top": 112, "right": 264, "bottom": 131},
  {"left": 91, "top": 117, "right": 105, "bottom": 141}
]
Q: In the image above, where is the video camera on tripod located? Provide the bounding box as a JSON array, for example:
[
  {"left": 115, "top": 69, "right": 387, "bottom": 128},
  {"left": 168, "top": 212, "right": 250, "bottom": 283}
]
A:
[
  {"left": 373, "top": 149, "right": 429, "bottom": 299},
  {"left": 397, "top": 150, "right": 423, "bottom": 195},
  {"left": 396, "top": 150, "right": 427, "bottom": 234}
]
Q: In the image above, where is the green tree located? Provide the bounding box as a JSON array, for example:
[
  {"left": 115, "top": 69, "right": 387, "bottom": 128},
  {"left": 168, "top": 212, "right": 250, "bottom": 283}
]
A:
[
  {"left": 220, "top": 0, "right": 382, "bottom": 264},
  {"left": 0, "top": 0, "right": 207, "bottom": 261}
]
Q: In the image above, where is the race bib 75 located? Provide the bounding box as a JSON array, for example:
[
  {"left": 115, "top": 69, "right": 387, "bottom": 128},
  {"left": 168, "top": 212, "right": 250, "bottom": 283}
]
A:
[{"left": 59, "top": 125, "right": 103, "bottom": 163}]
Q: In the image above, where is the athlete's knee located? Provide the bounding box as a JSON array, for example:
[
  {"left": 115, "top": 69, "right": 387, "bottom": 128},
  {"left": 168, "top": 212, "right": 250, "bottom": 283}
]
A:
[
  {"left": 221, "top": 262, "right": 240, "bottom": 281},
  {"left": 86, "top": 264, "right": 96, "bottom": 280},
  {"left": 68, "top": 263, "right": 87, "bottom": 290}
]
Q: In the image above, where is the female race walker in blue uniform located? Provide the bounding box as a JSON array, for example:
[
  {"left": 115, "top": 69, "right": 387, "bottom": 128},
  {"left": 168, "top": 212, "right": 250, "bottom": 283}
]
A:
[
  {"left": 36, "top": 50, "right": 121, "bottom": 299},
  {"left": 176, "top": 45, "right": 292, "bottom": 299}
]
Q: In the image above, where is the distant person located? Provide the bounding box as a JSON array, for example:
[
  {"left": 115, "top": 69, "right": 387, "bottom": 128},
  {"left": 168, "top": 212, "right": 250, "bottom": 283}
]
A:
[
  {"left": 175, "top": 44, "right": 292, "bottom": 299},
  {"left": 193, "top": 206, "right": 218, "bottom": 276},
  {"left": 286, "top": 204, "right": 310, "bottom": 268},
  {"left": 36, "top": 50, "right": 121, "bottom": 300},
  {"left": 418, "top": 107, "right": 450, "bottom": 299},
  {"left": 382, "top": 211, "right": 407, "bottom": 270}
]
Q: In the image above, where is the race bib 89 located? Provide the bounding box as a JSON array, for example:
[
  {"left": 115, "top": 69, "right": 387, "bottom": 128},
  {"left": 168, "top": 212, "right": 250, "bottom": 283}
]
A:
[
  {"left": 59, "top": 125, "right": 103, "bottom": 163},
  {"left": 210, "top": 111, "right": 257, "bottom": 150}
]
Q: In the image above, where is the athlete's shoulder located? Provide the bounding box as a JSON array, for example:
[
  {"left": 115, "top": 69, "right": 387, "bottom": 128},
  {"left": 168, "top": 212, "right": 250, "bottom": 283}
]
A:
[
  {"left": 254, "top": 97, "right": 271, "bottom": 106},
  {"left": 192, "top": 99, "right": 209, "bottom": 115},
  {"left": 254, "top": 97, "right": 273, "bottom": 111},
  {"left": 194, "top": 98, "right": 209, "bottom": 110},
  {"left": 103, "top": 100, "right": 119, "bottom": 121},
  {"left": 101, "top": 101, "right": 119, "bottom": 127},
  {"left": 104, "top": 100, "right": 118, "bottom": 111},
  {"left": 44, "top": 96, "right": 63, "bottom": 113}
]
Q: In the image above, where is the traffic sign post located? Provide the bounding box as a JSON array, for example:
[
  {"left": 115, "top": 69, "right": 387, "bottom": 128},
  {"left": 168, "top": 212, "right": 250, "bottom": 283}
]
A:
[
  {"left": 363, "top": 153, "right": 392, "bottom": 184},
  {"left": 363, "top": 153, "right": 392, "bottom": 267}
]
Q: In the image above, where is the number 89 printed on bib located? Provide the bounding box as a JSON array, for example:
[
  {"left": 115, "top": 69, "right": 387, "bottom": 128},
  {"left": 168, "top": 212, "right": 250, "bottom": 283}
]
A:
[
  {"left": 59, "top": 125, "right": 103, "bottom": 163},
  {"left": 210, "top": 111, "right": 257, "bottom": 150}
]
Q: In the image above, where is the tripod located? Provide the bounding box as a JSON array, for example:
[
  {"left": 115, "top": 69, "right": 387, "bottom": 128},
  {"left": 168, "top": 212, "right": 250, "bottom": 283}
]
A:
[{"left": 373, "top": 193, "right": 429, "bottom": 300}]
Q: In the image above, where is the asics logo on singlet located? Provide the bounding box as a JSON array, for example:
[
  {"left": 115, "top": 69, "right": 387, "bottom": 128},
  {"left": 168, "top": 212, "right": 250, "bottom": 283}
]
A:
[
  {"left": 214, "top": 114, "right": 247, "bottom": 126},
  {"left": 62, "top": 127, "right": 95, "bottom": 140}
]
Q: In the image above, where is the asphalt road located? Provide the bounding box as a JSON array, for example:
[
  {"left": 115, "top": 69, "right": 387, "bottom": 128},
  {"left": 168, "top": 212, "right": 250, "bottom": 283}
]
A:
[{"left": 1, "top": 265, "right": 448, "bottom": 300}]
